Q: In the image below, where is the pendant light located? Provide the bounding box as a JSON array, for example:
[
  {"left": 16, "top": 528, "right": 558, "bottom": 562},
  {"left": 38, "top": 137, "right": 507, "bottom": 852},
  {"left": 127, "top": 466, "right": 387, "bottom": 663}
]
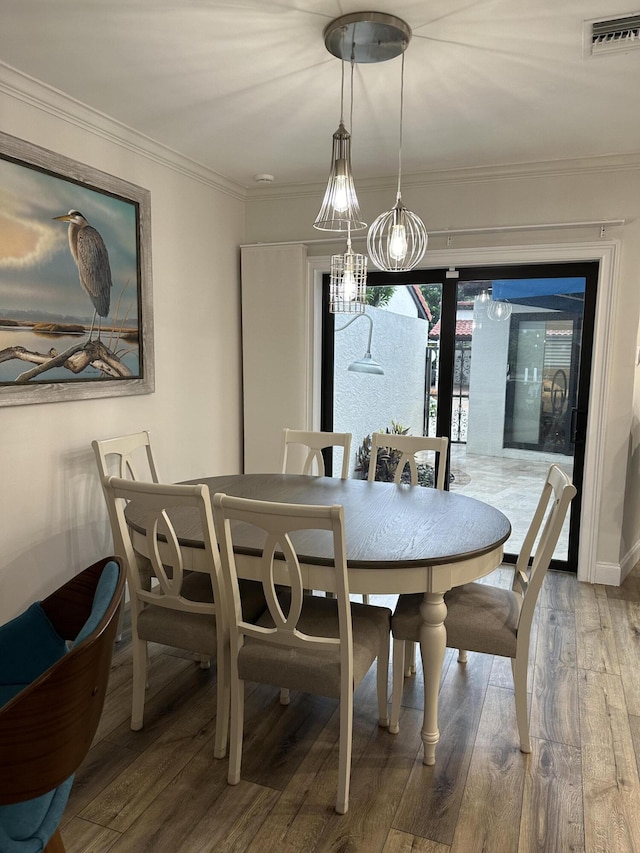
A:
[
  {"left": 367, "top": 49, "right": 428, "bottom": 271},
  {"left": 329, "top": 224, "right": 367, "bottom": 314},
  {"left": 319, "top": 13, "right": 416, "bottom": 310},
  {"left": 487, "top": 299, "right": 513, "bottom": 321},
  {"left": 328, "top": 54, "right": 367, "bottom": 313},
  {"left": 314, "top": 28, "right": 366, "bottom": 232}
]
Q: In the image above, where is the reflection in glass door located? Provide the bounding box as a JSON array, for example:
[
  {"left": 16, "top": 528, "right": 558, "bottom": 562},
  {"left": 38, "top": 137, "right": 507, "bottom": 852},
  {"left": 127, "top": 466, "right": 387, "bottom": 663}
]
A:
[{"left": 504, "top": 316, "right": 576, "bottom": 455}]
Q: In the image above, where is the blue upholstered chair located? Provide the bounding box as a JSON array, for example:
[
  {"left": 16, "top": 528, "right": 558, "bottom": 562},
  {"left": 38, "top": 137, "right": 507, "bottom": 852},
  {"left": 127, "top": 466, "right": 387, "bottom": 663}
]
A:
[{"left": 0, "top": 557, "right": 125, "bottom": 852}]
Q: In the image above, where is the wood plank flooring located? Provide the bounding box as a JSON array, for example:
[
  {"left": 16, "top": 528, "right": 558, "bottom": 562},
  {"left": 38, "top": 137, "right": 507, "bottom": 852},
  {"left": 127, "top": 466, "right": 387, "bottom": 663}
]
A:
[{"left": 59, "top": 566, "right": 640, "bottom": 852}]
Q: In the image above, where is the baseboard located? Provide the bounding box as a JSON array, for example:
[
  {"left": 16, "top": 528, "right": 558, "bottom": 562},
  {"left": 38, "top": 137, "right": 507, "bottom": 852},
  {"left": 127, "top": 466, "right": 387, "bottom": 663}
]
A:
[
  {"left": 593, "top": 561, "right": 623, "bottom": 586},
  {"left": 619, "top": 539, "right": 640, "bottom": 584}
]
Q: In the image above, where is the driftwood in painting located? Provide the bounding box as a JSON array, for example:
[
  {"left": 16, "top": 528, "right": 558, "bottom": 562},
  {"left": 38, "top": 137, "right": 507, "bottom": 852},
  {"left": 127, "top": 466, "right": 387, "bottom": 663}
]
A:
[{"left": 0, "top": 340, "right": 133, "bottom": 382}]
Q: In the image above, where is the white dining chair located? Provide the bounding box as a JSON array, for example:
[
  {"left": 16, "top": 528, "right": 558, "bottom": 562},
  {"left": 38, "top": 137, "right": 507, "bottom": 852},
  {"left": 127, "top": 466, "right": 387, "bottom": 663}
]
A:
[
  {"left": 389, "top": 463, "right": 576, "bottom": 750},
  {"left": 92, "top": 430, "right": 161, "bottom": 483},
  {"left": 367, "top": 433, "right": 449, "bottom": 681},
  {"left": 281, "top": 428, "right": 359, "bottom": 609},
  {"left": 281, "top": 428, "right": 352, "bottom": 479},
  {"left": 212, "top": 492, "right": 391, "bottom": 814},
  {"left": 367, "top": 432, "right": 449, "bottom": 489},
  {"left": 92, "top": 431, "right": 162, "bottom": 641},
  {"left": 101, "top": 478, "right": 266, "bottom": 757}
]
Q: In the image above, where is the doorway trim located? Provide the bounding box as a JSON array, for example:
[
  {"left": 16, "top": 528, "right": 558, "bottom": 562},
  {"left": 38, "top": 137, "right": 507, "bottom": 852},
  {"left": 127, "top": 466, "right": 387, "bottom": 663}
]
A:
[{"left": 308, "top": 239, "right": 620, "bottom": 585}]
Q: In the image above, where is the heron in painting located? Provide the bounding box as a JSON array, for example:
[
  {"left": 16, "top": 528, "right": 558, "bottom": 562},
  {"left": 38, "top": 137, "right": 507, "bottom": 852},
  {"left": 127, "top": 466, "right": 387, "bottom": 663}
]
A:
[{"left": 53, "top": 210, "right": 112, "bottom": 339}]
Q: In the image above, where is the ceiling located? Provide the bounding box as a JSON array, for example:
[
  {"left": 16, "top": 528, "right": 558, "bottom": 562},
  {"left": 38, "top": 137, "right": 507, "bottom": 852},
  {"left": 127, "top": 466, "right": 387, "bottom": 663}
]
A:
[{"left": 1, "top": 1, "right": 639, "bottom": 189}]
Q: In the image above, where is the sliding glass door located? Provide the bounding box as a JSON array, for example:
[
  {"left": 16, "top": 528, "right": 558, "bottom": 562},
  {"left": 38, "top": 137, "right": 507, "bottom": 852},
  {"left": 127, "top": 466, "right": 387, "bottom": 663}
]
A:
[{"left": 321, "top": 261, "right": 598, "bottom": 572}]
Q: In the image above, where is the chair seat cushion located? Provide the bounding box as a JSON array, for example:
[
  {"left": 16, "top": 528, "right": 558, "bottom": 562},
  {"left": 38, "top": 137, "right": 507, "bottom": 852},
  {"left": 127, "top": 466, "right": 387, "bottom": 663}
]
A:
[
  {"left": 137, "top": 602, "right": 218, "bottom": 655},
  {"left": 392, "top": 584, "right": 521, "bottom": 659},
  {"left": 238, "top": 597, "right": 391, "bottom": 698},
  {"left": 0, "top": 603, "right": 67, "bottom": 707},
  {"left": 0, "top": 773, "right": 74, "bottom": 853}
]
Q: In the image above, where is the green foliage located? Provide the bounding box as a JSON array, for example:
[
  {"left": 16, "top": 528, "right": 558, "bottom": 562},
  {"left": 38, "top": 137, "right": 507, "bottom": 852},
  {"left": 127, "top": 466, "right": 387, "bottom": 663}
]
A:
[
  {"left": 353, "top": 420, "right": 435, "bottom": 487},
  {"left": 419, "top": 284, "right": 442, "bottom": 326},
  {"left": 366, "top": 286, "right": 396, "bottom": 307}
]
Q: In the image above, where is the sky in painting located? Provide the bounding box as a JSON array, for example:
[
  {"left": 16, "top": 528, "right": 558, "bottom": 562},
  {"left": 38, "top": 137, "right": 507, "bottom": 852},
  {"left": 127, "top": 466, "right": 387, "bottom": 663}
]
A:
[{"left": 0, "top": 156, "right": 138, "bottom": 323}]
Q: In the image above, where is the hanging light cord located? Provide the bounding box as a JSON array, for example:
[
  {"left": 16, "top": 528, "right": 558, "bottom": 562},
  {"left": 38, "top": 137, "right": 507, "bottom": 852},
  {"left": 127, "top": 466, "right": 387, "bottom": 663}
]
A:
[
  {"left": 396, "top": 48, "right": 405, "bottom": 201},
  {"left": 346, "top": 35, "right": 356, "bottom": 255},
  {"left": 349, "top": 43, "right": 355, "bottom": 134},
  {"left": 339, "top": 27, "right": 346, "bottom": 125}
]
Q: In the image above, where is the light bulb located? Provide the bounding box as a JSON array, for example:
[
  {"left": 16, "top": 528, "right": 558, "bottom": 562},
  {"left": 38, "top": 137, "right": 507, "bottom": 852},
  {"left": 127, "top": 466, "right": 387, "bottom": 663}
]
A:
[
  {"left": 342, "top": 266, "right": 357, "bottom": 301},
  {"left": 332, "top": 160, "right": 349, "bottom": 213},
  {"left": 389, "top": 223, "right": 408, "bottom": 261}
]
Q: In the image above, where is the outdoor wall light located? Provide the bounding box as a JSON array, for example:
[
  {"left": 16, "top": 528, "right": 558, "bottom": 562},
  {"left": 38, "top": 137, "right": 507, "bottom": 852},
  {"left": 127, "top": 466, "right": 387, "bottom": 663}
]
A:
[{"left": 335, "top": 313, "right": 384, "bottom": 375}]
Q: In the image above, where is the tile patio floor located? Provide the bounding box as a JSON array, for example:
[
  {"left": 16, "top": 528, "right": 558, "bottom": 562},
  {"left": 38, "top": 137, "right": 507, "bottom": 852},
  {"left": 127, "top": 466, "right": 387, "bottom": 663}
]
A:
[{"left": 447, "top": 443, "right": 574, "bottom": 564}]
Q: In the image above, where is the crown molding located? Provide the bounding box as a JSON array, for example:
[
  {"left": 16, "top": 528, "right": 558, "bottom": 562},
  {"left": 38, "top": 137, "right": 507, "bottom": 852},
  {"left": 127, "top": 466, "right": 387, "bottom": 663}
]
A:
[
  {"left": 3, "top": 59, "right": 639, "bottom": 206},
  {"left": 247, "top": 151, "right": 640, "bottom": 201},
  {"left": 0, "top": 61, "right": 247, "bottom": 201}
]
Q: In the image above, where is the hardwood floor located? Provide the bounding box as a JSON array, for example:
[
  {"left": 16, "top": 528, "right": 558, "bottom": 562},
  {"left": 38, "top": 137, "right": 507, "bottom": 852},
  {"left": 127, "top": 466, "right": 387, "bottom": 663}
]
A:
[{"left": 59, "top": 566, "right": 640, "bottom": 852}]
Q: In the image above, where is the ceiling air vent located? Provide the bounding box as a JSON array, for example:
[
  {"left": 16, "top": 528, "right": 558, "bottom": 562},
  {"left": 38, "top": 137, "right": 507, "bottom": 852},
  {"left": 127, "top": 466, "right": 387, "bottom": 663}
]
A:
[{"left": 584, "top": 13, "right": 640, "bottom": 56}]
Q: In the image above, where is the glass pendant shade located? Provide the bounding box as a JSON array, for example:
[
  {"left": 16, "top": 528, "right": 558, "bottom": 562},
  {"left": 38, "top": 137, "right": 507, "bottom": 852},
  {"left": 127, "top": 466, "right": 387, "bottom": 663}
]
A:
[
  {"left": 329, "top": 246, "right": 367, "bottom": 314},
  {"left": 367, "top": 196, "right": 428, "bottom": 271},
  {"left": 314, "top": 123, "right": 366, "bottom": 232}
]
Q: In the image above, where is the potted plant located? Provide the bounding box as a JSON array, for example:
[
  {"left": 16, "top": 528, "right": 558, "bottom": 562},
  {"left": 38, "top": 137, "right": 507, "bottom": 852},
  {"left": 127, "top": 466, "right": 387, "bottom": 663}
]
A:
[{"left": 353, "top": 421, "right": 436, "bottom": 486}]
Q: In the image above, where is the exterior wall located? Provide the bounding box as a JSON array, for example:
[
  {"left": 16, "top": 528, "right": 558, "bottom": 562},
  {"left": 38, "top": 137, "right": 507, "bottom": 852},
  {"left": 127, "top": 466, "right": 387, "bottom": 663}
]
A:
[
  {"left": 384, "top": 286, "right": 419, "bottom": 317},
  {"left": 0, "top": 66, "right": 245, "bottom": 621},
  {"left": 466, "top": 297, "right": 511, "bottom": 456},
  {"left": 333, "top": 306, "right": 428, "bottom": 476}
]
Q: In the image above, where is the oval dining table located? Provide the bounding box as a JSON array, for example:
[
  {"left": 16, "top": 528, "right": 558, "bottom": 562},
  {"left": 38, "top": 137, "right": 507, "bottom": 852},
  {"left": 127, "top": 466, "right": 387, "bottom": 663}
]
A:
[{"left": 125, "top": 472, "right": 511, "bottom": 765}]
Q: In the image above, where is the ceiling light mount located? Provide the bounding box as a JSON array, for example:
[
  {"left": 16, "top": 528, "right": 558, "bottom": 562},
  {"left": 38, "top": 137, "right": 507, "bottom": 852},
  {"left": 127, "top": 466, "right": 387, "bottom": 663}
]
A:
[{"left": 323, "top": 12, "right": 412, "bottom": 63}]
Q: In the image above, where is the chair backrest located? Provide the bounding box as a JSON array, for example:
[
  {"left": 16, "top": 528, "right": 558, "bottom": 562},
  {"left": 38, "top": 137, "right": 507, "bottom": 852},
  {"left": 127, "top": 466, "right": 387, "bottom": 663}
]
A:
[
  {"left": 367, "top": 433, "right": 449, "bottom": 488},
  {"left": 0, "top": 557, "right": 125, "bottom": 804},
  {"left": 92, "top": 430, "right": 161, "bottom": 483},
  {"left": 213, "top": 494, "right": 353, "bottom": 681},
  {"left": 281, "top": 429, "right": 352, "bottom": 479},
  {"left": 102, "top": 477, "right": 224, "bottom": 620},
  {"left": 513, "top": 464, "right": 577, "bottom": 636}
]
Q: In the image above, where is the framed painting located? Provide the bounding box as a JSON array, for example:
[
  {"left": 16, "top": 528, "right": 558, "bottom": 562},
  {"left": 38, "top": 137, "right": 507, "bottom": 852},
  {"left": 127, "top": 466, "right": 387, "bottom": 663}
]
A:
[{"left": 0, "top": 131, "right": 154, "bottom": 406}]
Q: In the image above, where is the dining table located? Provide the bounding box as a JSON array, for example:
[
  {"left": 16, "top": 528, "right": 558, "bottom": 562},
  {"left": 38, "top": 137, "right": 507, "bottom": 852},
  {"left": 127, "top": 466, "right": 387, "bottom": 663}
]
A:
[{"left": 125, "top": 472, "right": 511, "bottom": 765}]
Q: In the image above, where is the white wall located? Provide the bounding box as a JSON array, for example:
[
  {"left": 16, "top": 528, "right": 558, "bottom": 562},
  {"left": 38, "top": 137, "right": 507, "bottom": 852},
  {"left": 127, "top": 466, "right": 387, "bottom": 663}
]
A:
[
  {"left": 244, "top": 158, "right": 640, "bottom": 582},
  {"left": 0, "top": 67, "right": 246, "bottom": 620},
  {"left": 241, "top": 243, "right": 309, "bottom": 473}
]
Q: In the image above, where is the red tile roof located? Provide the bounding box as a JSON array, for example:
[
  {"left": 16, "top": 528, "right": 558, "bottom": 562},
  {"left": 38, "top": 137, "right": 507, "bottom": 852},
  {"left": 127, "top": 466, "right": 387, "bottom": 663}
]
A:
[{"left": 429, "top": 319, "right": 473, "bottom": 339}]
